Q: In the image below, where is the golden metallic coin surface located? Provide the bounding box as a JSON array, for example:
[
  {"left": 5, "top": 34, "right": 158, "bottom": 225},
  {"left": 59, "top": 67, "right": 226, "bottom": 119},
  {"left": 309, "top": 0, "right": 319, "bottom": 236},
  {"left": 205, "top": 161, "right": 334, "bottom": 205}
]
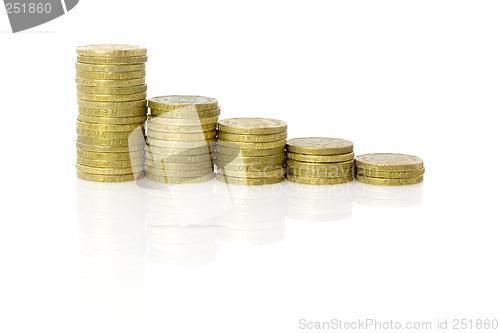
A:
[
  {"left": 216, "top": 139, "right": 286, "bottom": 150},
  {"left": 75, "top": 77, "right": 146, "bottom": 87},
  {"left": 147, "top": 122, "right": 215, "bottom": 133},
  {"left": 76, "top": 128, "right": 144, "bottom": 139},
  {"left": 77, "top": 135, "right": 145, "bottom": 146},
  {"left": 146, "top": 173, "right": 215, "bottom": 184},
  {"left": 146, "top": 145, "right": 213, "bottom": 156},
  {"left": 77, "top": 157, "right": 145, "bottom": 168},
  {"left": 217, "top": 132, "right": 287, "bottom": 143},
  {"left": 77, "top": 84, "right": 147, "bottom": 95},
  {"left": 77, "top": 55, "right": 148, "bottom": 64},
  {"left": 218, "top": 118, "right": 287, "bottom": 135},
  {"left": 77, "top": 99, "right": 147, "bottom": 109},
  {"left": 75, "top": 63, "right": 146, "bottom": 72},
  {"left": 148, "top": 95, "right": 218, "bottom": 111},
  {"left": 356, "top": 174, "right": 424, "bottom": 186},
  {"left": 149, "top": 107, "right": 220, "bottom": 118},
  {"left": 76, "top": 120, "right": 144, "bottom": 132},
  {"left": 357, "top": 168, "right": 425, "bottom": 179},
  {"left": 147, "top": 138, "right": 215, "bottom": 149},
  {"left": 76, "top": 141, "right": 144, "bottom": 153},
  {"left": 215, "top": 145, "right": 285, "bottom": 157},
  {"left": 76, "top": 44, "right": 147, "bottom": 57},
  {"left": 77, "top": 92, "right": 147, "bottom": 102},
  {"left": 215, "top": 174, "right": 285, "bottom": 185},
  {"left": 76, "top": 70, "right": 145, "bottom": 80},
  {"left": 287, "top": 152, "right": 355, "bottom": 163},
  {"left": 286, "top": 137, "right": 354, "bottom": 155},
  {"left": 147, "top": 130, "right": 217, "bottom": 141},
  {"left": 78, "top": 107, "right": 147, "bottom": 117},
  {"left": 288, "top": 167, "right": 355, "bottom": 178},
  {"left": 355, "top": 153, "right": 424, "bottom": 171},
  {"left": 77, "top": 149, "right": 145, "bottom": 160},
  {"left": 286, "top": 174, "right": 354, "bottom": 185},
  {"left": 145, "top": 152, "right": 212, "bottom": 163},
  {"left": 148, "top": 115, "right": 218, "bottom": 126},
  {"left": 217, "top": 168, "right": 285, "bottom": 179},
  {"left": 215, "top": 152, "right": 285, "bottom": 163},
  {"left": 215, "top": 161, "right": 284, "bottom": 172},
  {"left": 144, "top": 160, "right": 213, "bottom": 170},
  {"left": 77, "top": 170, "right": 145, "bottom": 182},
  {"left": 76, "top": 163, "right": 143, "bottom": 175},
  {"left": 287, "top": 159, "right": 354, "bottom": 170},
  {"left": 145, "top": 166, "right": 213, "bottom": 177},
  {"left": 77, "top": 114, "right": 147, "bottom": 124}
]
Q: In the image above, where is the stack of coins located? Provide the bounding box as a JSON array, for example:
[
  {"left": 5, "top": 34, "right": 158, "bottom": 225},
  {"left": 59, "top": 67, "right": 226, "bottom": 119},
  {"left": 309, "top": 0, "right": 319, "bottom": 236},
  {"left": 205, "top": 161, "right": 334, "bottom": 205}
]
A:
[
  {"left": 286, "top": 137, "right": 355, "bottom": 185},
  {"left": 145, "top": 96, "right": 219, "bottom": 184},
  {"left": 355, "top": 153, "right": 425, "bottom": 186},
  {"left": 75, "top": 44, "right": 148, "bottom": 182},
  {"left": 216, "top": 118, "right": 288, "bottom": 185}
]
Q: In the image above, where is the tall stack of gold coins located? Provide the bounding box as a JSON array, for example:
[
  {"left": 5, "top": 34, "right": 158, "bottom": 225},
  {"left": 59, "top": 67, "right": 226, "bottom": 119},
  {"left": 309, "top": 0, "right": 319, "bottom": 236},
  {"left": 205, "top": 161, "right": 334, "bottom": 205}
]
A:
[
  {"left": 75, "top": 44, "right": 148, "bottom": 182},
  {"left": 145, "top": 96, "right": 219, "bottom": 184},
  {"left": 355, "top": 153, "right": 425, "bottom": 186},
  {"left": 216, "top": 118, "right": 288, "bottom": 185},
  {"left": 286, "top": 137, "right": 355, "bottom": 185}
]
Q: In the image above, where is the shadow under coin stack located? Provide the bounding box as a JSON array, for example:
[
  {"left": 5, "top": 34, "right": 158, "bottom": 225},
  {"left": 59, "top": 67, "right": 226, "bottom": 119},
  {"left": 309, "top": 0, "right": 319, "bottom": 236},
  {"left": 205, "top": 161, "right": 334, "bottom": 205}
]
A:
[
  {"left": 75, "top": 44, "right": 148, "bottom": 182},
  {"left": 216, "top": 118, "right": 288, "bottom": 185},
  {"left": 145, "top": 96, "right": 219, "bottom": 184},
  {"left": 286, "top": 137, "right": 355, "bottom": 185},
  {"left": 354, "top": 153, "right": 425, "bottom": 186}
]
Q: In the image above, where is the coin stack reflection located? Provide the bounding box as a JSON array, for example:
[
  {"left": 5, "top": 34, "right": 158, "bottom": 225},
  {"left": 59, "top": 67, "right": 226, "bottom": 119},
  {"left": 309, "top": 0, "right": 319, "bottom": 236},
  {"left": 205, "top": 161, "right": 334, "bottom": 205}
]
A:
[
  {"left": 76, "top": 179, "right": 146, "bottom": 312},
  {"left": 75, "top": 44, "right": 148, "bottom": 182},
  {"left": 285, "top": 182, "right": 354, "bottom": 221},
  {"left": 354, "top": 181, "right": 424, "bottom": 208},
  {"left": 146, "top": 96, "right": 219, "bottom": 184},
  {"left": 216, "top": 118, "right": 288, "bottom": 185},
  {"left": 286, "top": 137, "right": 355, "bottom": 185},
  {"left": 145, "top": 182, "right": 219, "bottom": 266},
  {"left": 215, "top": 182, "right": 285, "bottom": 245}
]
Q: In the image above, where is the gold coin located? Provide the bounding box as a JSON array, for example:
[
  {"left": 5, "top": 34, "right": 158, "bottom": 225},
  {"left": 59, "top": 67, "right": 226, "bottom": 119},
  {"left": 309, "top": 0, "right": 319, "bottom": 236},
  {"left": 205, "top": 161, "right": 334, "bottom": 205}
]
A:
[
  {"left": 146, "top": 145, "right": 213, "bottom": 156},
  {"left": 288, "top": 167, "right": 355, "bottom": 178},
  {"left": 148, "top": 115, "right": 218, "bottom": 126},
  {"left": 75, "top": 77, "right": 146, "bottom": 87},
  {"left": 357, "top": 168, "right": 425, "bottom": 179},
  {"left": 215, "top": 145, "right": 285, "bottom": 157},
  {"left": 77, "top": 85, "right": 147, "bottom": 95},
  {"left": 77, "top": 114, "right": 147, "bottom": 124},
  {"left": 76, "top": 141, "right": 144, "bottom": 153},
  {"left": 215, "top": 152, "right": 285, "bottom": 163},
  {"left": 144, "top": 160, "right": 213, "bottom": 170},
  {"left": 145, "top": 152, "right": 212, "bottom": 163},
  {"left": 145, "top": 166, "right": 213, "bottom": 177},
  {"left": 217, "top": 168, "right": 285, "bottom": 179},
  {"left": 76, "top": 44, "right": 147, "bottom": 57},
  {"left": 76, "top": 163, "right": 143, "bottom": 175},
  {"left": 215, "top": 161, "right": 284, "bottom": 171},
  {"left": 75, "top": 63, "right": 146, "bottom": 72},
  {"left": 77, "top": 99, "right": 147, "bottom": 109},
  {"left": 287, "top": 159, "right": 354, "bottom": 170},
  {"left": 286, "top": 174, "right": 354, "bottom": 185},
  {"left": 355, "top": 153, "right": 424, "bottom": 171},
  {"left": 215, "top": 174, "right": 285, "bottom": 185},
  {"left": 216, "top": 139, "right": 286, "bottom": 150},
  {"left": 78, "top": 107, "right": 147, "bottom": 117},
  {"left": 77, "top": 149, "right": 145, "bottom": 160},
  {"left": 147, "top": 138, "right": 215, "bottom": 149},
  {"left": 286, "top": 137, "right": 354, "bottom": 155},
  {"left": 77, "top": 157, "right": 145, "bottom": 168},
  {"left": 77, "top": 135, "right": 145, "bottom": 146},
  {"left": 356, "top": 174, "right": 424, "bottom": 186},
  {"left": 77, "top": 55, "right": 148, "bottom": 64},
  {"left": 217, "top": 132, "right": 287, "bottom": 143},
  {"left": 77, "top": 170, "right": 145, "bottom": 182},
  {"left": 76, "top": 128, "right": 144, "bottom": 139},
  {"left": 149, "top": 107, "right": 221, "bottom": 118},
  {"left": 76, "top": 120, "right": 144, "bottom": 132},
  {"left": 146, "top": 173, "right": 215, "bottom": 184},
  {"left": 148, "top": 95, "right": 218, "bottom": 111},
  {"left": 218, "top": 118, "right": 287, "bottom": 135},
  {"left": 76, "top": 70, "right": 145, "bottom": 80},
  {"left": 147, "top": 122, "right": 215, "bottom": 133},
  {"left": 147, "top": 130, "right": 216, "bottom": 141},
  {"left": 77, "top": 92, "right": 147, "bottom": 102},
  {"left": 287, "top": 152, "right": 355, "bottom": 163}
]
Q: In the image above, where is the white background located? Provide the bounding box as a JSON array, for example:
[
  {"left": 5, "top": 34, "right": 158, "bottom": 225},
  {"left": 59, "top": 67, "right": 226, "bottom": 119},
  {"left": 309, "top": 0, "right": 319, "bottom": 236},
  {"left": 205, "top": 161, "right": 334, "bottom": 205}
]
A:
[{"left": 1, "top": 1, "right": 499, "bottom": 332}]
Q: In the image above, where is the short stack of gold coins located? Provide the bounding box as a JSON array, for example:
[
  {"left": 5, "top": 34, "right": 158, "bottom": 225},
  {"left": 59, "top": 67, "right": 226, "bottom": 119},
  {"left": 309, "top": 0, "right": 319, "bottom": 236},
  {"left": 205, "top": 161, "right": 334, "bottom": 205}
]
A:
[
  {"left": 216, "top": 118, "right": 288, "bottom": 185},
  {"left": 145, "top": 96, "right": 219, "bottom": 184},
  {"left": 355, "top": 153, "right": 425, "bottom": 186},
  {"left": 75, "top": 44, "right": 148, "bottom": 182},
  {"left": 286, "top": 137, "right": 355, "bottom": 185}
]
